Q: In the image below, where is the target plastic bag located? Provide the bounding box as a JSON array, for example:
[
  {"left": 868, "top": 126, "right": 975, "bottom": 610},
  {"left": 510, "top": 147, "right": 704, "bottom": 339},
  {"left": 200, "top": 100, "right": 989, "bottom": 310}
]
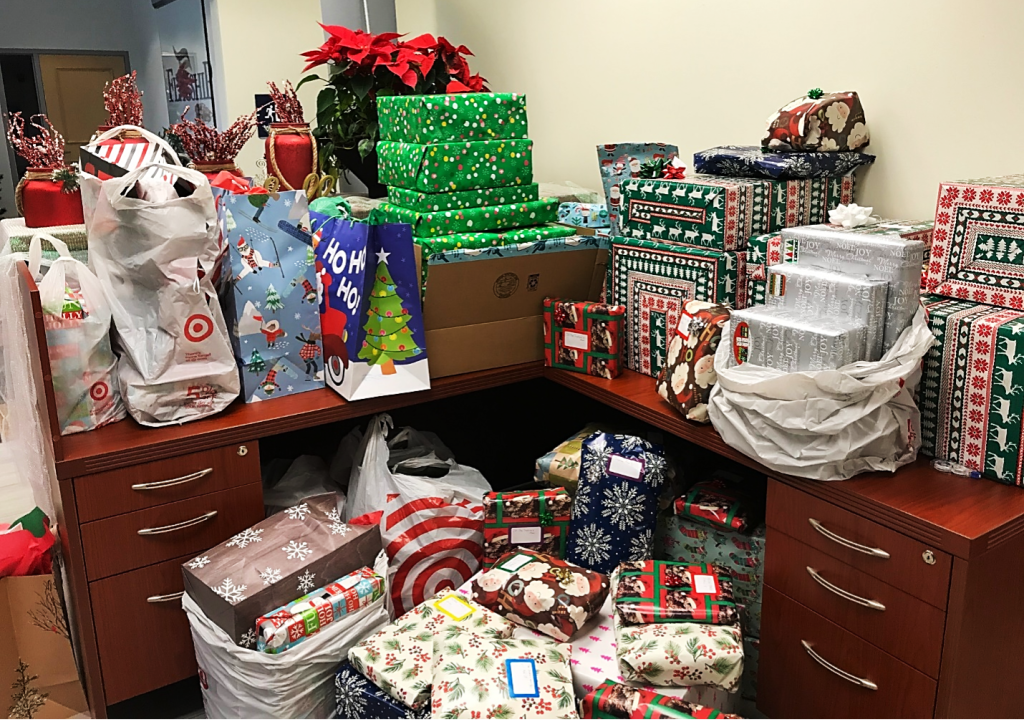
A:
[
  {"left": 82, "top": 160, "right": 239, "bottom": 426},
  {"left": 29, "top": 233, "right": 125, "bottom": 435}
]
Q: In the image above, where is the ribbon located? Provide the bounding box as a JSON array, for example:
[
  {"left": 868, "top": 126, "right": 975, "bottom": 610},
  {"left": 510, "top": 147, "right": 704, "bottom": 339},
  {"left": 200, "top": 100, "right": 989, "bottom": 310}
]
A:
[
  {"left": 828, "top": 202, "right": 875, "bottom": 229},
  {"left": 660, "top": 157, "right": 687, "bottom": 180},
  {"left": 807, "top": 87, "right": 824, "bottom": 99}
]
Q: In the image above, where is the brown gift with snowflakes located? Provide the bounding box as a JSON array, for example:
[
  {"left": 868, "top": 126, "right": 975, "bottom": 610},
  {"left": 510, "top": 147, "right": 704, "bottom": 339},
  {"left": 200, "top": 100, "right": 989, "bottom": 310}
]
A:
[{"left": 181, "top": 493, "right": 381, "bottom": 647}]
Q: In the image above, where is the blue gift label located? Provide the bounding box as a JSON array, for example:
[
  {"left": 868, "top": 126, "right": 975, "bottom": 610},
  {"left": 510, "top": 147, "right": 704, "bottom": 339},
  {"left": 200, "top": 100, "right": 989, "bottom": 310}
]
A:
[{"left": 505, "top": 659, "right": 539, "bottom": 698}]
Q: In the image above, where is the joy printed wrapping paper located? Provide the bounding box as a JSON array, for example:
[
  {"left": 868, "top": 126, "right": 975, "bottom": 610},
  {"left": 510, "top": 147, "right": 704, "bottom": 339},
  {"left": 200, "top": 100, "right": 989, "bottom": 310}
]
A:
[
  {"left": 613, "top": 561, "right": 739, "bottom": 627},
  {"left": 656, "top": 300, "right": 731, "bottom": 423},
  {"left": 544, "top": 298, "right": 626, "bottom": 380},
  {"left": 483, "top": 489, "right": 572, "bottom": 566}
]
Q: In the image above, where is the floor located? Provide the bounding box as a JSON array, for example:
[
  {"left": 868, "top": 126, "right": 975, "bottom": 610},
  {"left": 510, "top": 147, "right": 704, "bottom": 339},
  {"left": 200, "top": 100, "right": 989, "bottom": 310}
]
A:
[{"left": 107, "top": 677, "right": 205, "bottom": 719}]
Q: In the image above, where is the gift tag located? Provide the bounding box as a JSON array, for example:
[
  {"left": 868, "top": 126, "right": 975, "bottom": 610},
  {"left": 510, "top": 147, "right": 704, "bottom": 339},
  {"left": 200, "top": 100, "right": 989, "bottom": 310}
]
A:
[
  {"left": 607, "top": 453, "right": 644, "bottom": 480},
  {"left": 733, "top": 321, "right": 751, "bottom": 363},
  {"left": 506, "top": 659, "right": 539, "bottom": 698},
  {"left": 510, "top": 525, "right": 543, "bottom": 545},
  {"left": 562, "top": 330, "right": 591, "bottom": 351},
  {"left": 693, "top": 573, "right": 720, "bottom": 595},
  {"left": 339, "top": 574, "right": 362, "bottom": 590},
  {"left": 768, "top": 271, "right": 787, "bottom": 297},
  {"left": 676, "top": 309, "right": 695, "bottom": 341},
  {"left": 433, "top": 594, "right": 475, "bottom": 622},
  {"left": 499, "top": 553, "right": 533, "bottom": 573}
]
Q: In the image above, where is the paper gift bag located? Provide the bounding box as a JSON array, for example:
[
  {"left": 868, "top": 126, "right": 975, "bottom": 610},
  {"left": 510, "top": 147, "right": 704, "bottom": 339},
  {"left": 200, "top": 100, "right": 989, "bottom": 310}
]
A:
[
  {"left": 312, "top": 215, "right": 430, "bottom": 401},
  {"left": 597, "top": 142, "right": 680, "bottom": 236}
]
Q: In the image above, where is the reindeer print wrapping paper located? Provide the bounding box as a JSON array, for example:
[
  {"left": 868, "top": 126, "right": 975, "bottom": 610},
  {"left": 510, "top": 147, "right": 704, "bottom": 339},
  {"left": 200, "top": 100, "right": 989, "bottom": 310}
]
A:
[
  {"left": 215, "top": 186, "right": 325, "bottom": 402},
  {"left": 919, "top": 294, "right": 1024, "bottom": 486},
  {"left": 483, "top": 490, "right": 573, "bottom": 566},
  {"left": 656, "top": 300, "right": 730, "bottom": 423},
  {"left": 580, "top": 681, "right": 741, "bottom": 719},
  {"left": 377, "top": 92, "right": 528, "bottom": 144},
  {"left": 348, "top": 592, "right": 516, "bottom": 710},
  {"left": 693, "top": 144, "right": 874, "bottom": 180},
  {"left": 377, "top": 138, "right": 534, "bottom": 192},
  {"left": 388, "top": 182, "right": 540, "bottom": 213},
  {"left": 613, "top": 561, "right": 739, "bottom": 627},
  {"left": 543, "top": 298, "right": 626, "bottom": 380},
  {"left": 373, "top": 198, "right": 558, "bottom": 237},
  {"left": 470, "top": 549, "right": 609, "bottom": 642},
  {"left": 762, "top": 90, "right": 870, "bottom": 152}
]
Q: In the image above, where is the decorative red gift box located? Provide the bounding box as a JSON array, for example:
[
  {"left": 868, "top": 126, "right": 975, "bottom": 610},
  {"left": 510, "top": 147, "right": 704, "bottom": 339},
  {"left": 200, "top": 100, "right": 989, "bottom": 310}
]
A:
[{"left": 543, "top": 297, "right": 625, "bottom": 379}]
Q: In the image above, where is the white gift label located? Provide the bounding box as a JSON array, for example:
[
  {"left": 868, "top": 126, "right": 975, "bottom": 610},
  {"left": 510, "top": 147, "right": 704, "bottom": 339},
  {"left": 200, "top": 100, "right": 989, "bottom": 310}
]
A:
[
  {"left": 499, "top": 553, "right": 533, "bottom": 572},
  {"left": 607, "top": 454, "right": 643, "bottom": 480},
  {"left": 693, "top": 573, "right": 718, "bottom": 595},
  {"left": 433, "top": 594, "right": 475, "bottom": 621},
  {"left": 339, "top": 575, "right": 362, "bottom": 590},
  {"left": 562, "top": 330, "right": 590, "bottom": 350},
  {"left": 506, "top": 659, "right": 539, "bottom": 698},
  {"left": 677, "top": 312, "right": 694, "bottom": 341},
  {"left": 509, "top": 525, "right": 543, "bottom": 545}
]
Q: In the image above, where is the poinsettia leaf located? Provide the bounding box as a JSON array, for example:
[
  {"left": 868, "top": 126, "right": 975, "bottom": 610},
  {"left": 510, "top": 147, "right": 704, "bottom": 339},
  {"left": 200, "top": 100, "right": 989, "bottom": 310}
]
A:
[
  {"left": 403, "top": 33, "right": 437, "bottom": 49},
  {"left": 446, "top": 79, "right": 472, "bottom": 93},
  {"left": 294, "top": 73, "right": 322, "bottom": 92},
  {"left": 399, "top": 68, "right": 419, "bottom": 88}
]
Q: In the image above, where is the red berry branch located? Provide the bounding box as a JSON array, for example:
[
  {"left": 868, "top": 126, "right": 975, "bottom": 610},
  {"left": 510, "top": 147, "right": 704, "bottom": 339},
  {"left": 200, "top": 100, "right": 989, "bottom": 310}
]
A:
[
  {"left": 170, "top": 107, "right": 259, "bottom": 163},
  {"left": 104, "top": 71, "right": 144, "bottom": 127},
  {"left": 267, "top": 80, "right": 304, "bottom": 124},
  {"left": 5, "top": 113, "right": 67, "bottom": 169}
]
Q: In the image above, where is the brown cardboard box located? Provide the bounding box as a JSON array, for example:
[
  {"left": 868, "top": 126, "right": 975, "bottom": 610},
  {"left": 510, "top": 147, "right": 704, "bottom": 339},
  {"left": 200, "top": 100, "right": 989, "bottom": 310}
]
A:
[{"left": 416, "top": 244, "right": 608, "bottom": 378}]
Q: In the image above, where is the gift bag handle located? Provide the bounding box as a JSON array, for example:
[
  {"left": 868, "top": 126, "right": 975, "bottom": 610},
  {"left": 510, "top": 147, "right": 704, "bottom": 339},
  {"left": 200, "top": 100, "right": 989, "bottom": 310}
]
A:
[
  {"left": 105, "top": 162, "right": 210, "bottom": 210},
  {"left": 27, "top": 232, "right": 72, "bottom": 278},
  {"left": 89, "top": 124, "right": 183, "bottom": 167}
]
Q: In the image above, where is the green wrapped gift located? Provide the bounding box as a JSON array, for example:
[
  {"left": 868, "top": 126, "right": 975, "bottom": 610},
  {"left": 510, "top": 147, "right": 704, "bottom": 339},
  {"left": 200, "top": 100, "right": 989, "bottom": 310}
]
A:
[
  {"left": 377, "top": 138, "right": 533, "bottom": 192},
  {"left": 373, "top": 198, "right": 557, "bottom": 237},
  {"left": 377, "top": 92, "right": 528, "bottom": 143},
  {"left": 418, "top": 223, "right": 575, "bottom": 255},
  {"left": 387, "top": 183, "right": 539, "bottom": 212}
]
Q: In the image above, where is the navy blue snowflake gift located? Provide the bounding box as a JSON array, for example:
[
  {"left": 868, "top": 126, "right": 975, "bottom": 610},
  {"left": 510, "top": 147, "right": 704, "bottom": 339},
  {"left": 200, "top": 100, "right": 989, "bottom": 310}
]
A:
[
  {"left": 566, "top": 432, "right": 667, "bottom": 575},
  {"left": 693, "top": 145, "right": 875, "bottom": 180},
  {"left": 334, "top": 662, "right": 429, "bottom": 719}
]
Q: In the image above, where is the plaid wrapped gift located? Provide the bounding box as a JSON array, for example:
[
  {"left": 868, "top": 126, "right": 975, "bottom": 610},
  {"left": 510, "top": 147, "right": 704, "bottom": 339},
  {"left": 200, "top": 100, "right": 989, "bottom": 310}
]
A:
[
  {"left": 483, "top": 488, "right": 572, "bottom": 566},
  {"left": 614, "top": 561, "right": 739, "bottom": 626},
  {"left": 580, "top": 681, "right": 741, "bottom": 719},
  {"left": 543, "top": 298, "right": 626, "bottom": 380},
  {"left": 373, "top": 198, "right": 557, "bottom": 237},
  {"left": 534, "top": 425, "right": 602, "bottom": 496},
  {"left": 693, "top": 144, "right": 874, "bottom": 180},
  {"left": 377, "top": 92, "right": 528, "bottom": 143},
  {"left": 673, "top": 480, "right": 758, "bottom": 533},
  {"left": 378, "top": 138, "right": 533, "bottom": 192},
  {"left": 388, "top": 183, "right": 539, "bottom": 212}
]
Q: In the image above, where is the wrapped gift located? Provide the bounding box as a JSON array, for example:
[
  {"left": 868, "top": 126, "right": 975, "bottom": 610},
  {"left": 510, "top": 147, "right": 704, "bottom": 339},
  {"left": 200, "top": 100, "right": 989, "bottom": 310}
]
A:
[
  {"left": 535, "top": 425, "right": 603, "bottom": 495},
  {"left": 763, "top": 90, "right": 870, "bottom": 152},
  {"left": 566, "top": 432, "right": 667, "bottom": 575},
  {"left": 781, "top": 223, "right": 925, "bottom": 353},
  {"left": 377, "top": 92, "right": 528, "bottom": 143},
  {"left": 470, "top": 549, "right": 609, "bottom": 642},
  {"left": 672, "top": 480, "right": 758, "bottom": 536},
  {"left": 417, "top": 223, "right": 575, "bottom": 256},
  {"left": 559, "top": 202, "right": 610, "bottom": 229},
  {"left": 388, "top": 182, "right": 539, "bottom": 212},
  {"left": 739, "top": 637, "right": 759, "bottom": 702},
  {"left": 764, "top": 264, "right": 888, "bottom": 361},
  {"left": 430, "top": 634, "right": 577, "bottom": 719},
  {"left": 597, "top": 142, "right": 680, "bottom": 236},
  {"left": 181, "top": 494, "right": 380, "bottom": 647},
  {"left": 255, "top": 566, "right": 383, "bottom": 654},
  {"left": 373, "top": 198, "right": 558, "bottom": 237},
  {"left": 543, "top": 298, "right": 626, "bottom": 380},
  {"left": 580, "top": 681, "right": 741, "bottom": 719},
  {"left": 919, "top": 295, "right": 1024, "bottom": 485},
  {"left": 334, "top": 662, "right": 430, "bottom": 719},
  {"left": 762, "top": 175, "right": 856, "bottom": 233},
  {"left": 693, "top": 145, "right": 874, "bottom": 180},
  {"left": 0, "top": 218, "right": 88, "bottom": 262},
  {"left": 730, "top": 306, "right": 868, "bottom": 372},
  {"left": 607, "top": 238, "right": 747, "bottom": 377},
  {"left": 349, "top": 591, "right": 516, "bottom": 710},
  {"left": 377, "top": 138, "right": 534, "bottom": 192},
  {"left": 483, "top": 488, "right": 573, "bottom": 565},
  {"left": 619, "top": 176, "right": 768, "bottom": 251},
  {"left": 614, "top": 561, "right": 739, "bottom": 627},
  {"left": 656, "top": 300, "right": 731, "bottom": 423}
]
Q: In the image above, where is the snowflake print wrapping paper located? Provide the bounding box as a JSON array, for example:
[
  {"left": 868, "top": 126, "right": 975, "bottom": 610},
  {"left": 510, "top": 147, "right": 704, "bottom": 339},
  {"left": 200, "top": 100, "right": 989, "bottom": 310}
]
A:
[
  {"left": 334, "top": 661, "right": 431, "bottom": 719},
  {"left": 566, "top": 432, "right": 667, "bottom": 575},
  {"left": 693, "top": 145, "right": 874, "bottom": 180},
  {"left": 181, "top": 493, "right": 381, "bottom": 645},
  {"left": 348, "top": 591, "right": 516, "bottom": 710},
  {"left": 430, "top": 635, "right": 578, "bottom": 719},
  {"left": 469, "top": 549, "right": 609, "bottom": 642}
]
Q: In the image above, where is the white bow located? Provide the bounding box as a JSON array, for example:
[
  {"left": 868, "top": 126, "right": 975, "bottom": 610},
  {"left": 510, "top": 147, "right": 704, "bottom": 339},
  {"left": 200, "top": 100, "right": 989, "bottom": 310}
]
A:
[{"left": 828, "top": 203, "right": 875, "bottom": 229}]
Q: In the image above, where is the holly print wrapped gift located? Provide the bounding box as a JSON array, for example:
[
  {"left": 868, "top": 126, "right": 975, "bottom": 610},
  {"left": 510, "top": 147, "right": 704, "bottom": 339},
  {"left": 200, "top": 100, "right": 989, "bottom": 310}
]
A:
[
  {"left": 377, "top": 138, "right": 533, "bottom": 192},
  {"left": 373, "top": 197, "right": 557, "bottom": 237},
  {"left": 348, "top": 591, "right": 515, "bottom": 710},
  {"left": 388, "top": 182, "right": 540, "bottom": 212},
  {"left": 566, "top": 432, "right": 667, "bottom": 575},
  {"left": 613, "top": 561, "right": 739, "bottom": 627},
  {"left": 430, "top": 635, "right": 578, "bottom": 719},
  {"left": 543, "top": 298, "right": 626, "bottom": 380},
  {"left": 580, "top": 680, "right": 741, "bottom": 719},
  {"left": 482, "top": 489, "right": 572, "bottom": 566},
  {"left": 377, "top": 92, "right": 528, "bottom": 144},
  {"left": 614, "top": 617, "right": 744, "bottom": 691}
]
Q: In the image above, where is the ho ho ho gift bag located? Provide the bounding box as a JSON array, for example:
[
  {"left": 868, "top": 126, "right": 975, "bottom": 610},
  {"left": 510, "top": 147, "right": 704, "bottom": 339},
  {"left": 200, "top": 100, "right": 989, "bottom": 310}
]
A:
[
  {"left": 83, "top": 161, "right": 239, "bottom": 426},
  {"left": 312, "top": 214, "right": 429, "bottom": 401}
]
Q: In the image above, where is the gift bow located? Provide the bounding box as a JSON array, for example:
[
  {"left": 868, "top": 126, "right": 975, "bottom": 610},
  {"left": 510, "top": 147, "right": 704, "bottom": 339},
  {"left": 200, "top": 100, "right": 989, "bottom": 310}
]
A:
[
  {"left": 209, "top": 172, "right": 273, "bottom": 196},
  {"left": 661, "top": 157, "right": 687, "bottom": 180},
  {"left": 828, "top": 203, "right": 875, "bottom": 229}
]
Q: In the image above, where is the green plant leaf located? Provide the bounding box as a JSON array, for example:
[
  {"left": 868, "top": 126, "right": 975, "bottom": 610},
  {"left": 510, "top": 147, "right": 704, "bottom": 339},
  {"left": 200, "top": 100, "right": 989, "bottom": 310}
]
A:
[
  {"left": 294, "top": 73, "right": 323, "bottom": 92},
  {"left": 351, "top": 74, "right": 373, "bottom": 99},
  {"left": 358, "top": 138, "right": 375, "bottom": 159},
  {"left": 315, "top": 87, "right": 337, "bottom": 128}
]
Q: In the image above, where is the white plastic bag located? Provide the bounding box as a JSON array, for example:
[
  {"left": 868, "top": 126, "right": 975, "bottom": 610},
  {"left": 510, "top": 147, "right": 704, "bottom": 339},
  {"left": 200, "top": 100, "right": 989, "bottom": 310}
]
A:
[
  {"left": 707, "top": 306, "right": 935, "bottom": 480},
  {"left": 182, "top": 551, "right": 389, "bottom": 719},
  {"left": 83, "top": 160, "right": 239, "bottom": 426},
  {"left": 29, "top": 233, "right": 125, "bottom": 435}
]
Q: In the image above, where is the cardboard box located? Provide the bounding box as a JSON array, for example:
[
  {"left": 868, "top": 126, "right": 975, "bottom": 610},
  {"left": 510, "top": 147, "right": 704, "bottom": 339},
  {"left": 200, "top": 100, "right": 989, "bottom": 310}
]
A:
[{"left": 415, "top": 239, "right": 607, "bottom": 378}]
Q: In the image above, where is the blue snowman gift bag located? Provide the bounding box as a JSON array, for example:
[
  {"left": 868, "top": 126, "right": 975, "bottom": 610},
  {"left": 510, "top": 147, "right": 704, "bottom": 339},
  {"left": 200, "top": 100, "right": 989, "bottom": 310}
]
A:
[{"left": 566, "top": 432, "right": 667, "bottom": 574}]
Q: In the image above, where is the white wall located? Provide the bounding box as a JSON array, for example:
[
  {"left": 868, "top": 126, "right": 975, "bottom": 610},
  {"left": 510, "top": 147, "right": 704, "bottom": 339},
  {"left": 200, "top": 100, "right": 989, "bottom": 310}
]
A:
[{"left": 395, "top": 0, "right": 1024, "bottom": 221}]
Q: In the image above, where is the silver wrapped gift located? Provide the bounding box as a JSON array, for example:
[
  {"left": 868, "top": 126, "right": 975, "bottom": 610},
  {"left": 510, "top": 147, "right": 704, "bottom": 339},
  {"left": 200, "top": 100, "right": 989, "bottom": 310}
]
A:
[
  {"left": 780, "top": 225, "right": 925, "bottom": 353},
  {"left": 731, "top": 305, "right": 868, "bottom": 373},
  {"left": 764, "top": 264, "right": 889, "bottom": 361}
]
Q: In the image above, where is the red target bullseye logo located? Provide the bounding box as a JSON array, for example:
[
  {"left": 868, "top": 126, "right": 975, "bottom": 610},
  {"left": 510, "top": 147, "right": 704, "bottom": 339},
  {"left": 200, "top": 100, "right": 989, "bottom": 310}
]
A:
[
  {"left": 89, "top": 381, "right": 109, "bottom": 401},
  {"left": 184, "top": 314, "right": 214, "bottom": 342}
]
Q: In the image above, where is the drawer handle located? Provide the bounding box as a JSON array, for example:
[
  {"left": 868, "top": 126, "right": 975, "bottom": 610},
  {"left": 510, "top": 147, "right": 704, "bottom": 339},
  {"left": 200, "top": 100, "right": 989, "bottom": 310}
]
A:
[
  {"left": 807, "top": 567, "right": 886, "bottom": 611},
  {"left": 808, "top": 518, "right": 890, "bottom": 559},
  {"left": 132, "top": 467, "right": 213, "bottom": 491},
  {"left": 137, "top": 510, "right": 218, "bottom": 536},
  {"left": 801, "top": 640, "right": 878, "bottom": 691},
  {"left": 147, "top": 591, "right": 185, "bottom": 604}
]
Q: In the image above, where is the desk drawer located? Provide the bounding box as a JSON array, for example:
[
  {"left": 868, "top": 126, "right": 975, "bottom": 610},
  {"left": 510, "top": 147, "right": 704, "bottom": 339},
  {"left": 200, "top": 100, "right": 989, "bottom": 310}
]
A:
[
  {"left": 759, "top": 586, "right": 936, "bottom": 718},
  {"left": 81, "top": 483, "right": 264, "bottom": 580},
  {"left": 76, "top": 443, "right": 260, "bottom": 523},
  {"left": 767, "top": 481, "right": 951, "bottom": 609},
  {"left": 764, "top": 527, "right": 945, "bottom": 678},
  {"left": 91, "top": 553, "right": 198, "bottom": 705}
]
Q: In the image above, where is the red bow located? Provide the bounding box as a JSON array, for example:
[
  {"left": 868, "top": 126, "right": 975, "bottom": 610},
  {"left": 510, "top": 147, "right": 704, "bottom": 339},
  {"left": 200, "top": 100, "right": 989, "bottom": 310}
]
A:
[{"left": 662, "top": 166, "right": 687, "bottom": 180}]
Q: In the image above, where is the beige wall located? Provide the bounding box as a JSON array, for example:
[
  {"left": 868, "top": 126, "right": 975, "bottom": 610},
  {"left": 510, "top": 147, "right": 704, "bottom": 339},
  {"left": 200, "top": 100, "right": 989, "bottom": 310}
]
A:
[{"left": 395, "top": 0, "right": 1024, "bottom": 220}]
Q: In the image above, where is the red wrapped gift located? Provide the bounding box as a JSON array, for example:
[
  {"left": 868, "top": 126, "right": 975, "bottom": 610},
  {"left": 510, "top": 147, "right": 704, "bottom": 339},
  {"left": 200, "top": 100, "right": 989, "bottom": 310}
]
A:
[
  {"left": 543, "top": 298, "right": 625, "bottom": 379},
  {"left": 482, "top": 488, "right": 571, "bottom": 567},
  {"left": 673, "top": 479, "right": 756, "bottom": 533},
  {"left": 763, "top": 90, "right": 869, "bottom": 153},
  {"left": 580, "top": 680, "right": 741, "bottom": 719},
  {"left": 613, "top": 560, "right": 739, "bottom": 626}
]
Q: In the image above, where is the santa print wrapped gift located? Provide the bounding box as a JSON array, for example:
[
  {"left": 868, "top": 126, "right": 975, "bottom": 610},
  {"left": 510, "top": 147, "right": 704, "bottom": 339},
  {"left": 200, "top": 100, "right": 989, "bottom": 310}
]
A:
[
  {"left": 580, "top": 680, "right": 741, "bottom": 719},
  {"left": 483, "top": 489, "right": 572, "bottom": 566},
  {"left": 334, "top": 662, "right": 430, "bottom": 719},
  {"left": 543, "top": 298, "right": 626, "bottom": 380},
  {"left": 596, "top": 142, "right": 680, "bottom": 236},
  {"left": 673, "top": 480, "right": 759, "bottom": 533},
  {"left": 213, "top": 177, "right": 324, "bottom": 402},
  {"left": 613, "top": 561, "right": 739, "bottom": 627},
  {"left": 566, "top": 432, "right": 667, "bottom": 575},
  {"left": 762, "top": 89, "right": 870, "bottom": 152},
  {"left": 657, "top": 300, "right": 730, "bottom": 424},
  {"left": 348, "top": 591, "right": 516, "bottom": 711},
  {"left": 181, "top": 493, "right": 381, "bottom": 647}
]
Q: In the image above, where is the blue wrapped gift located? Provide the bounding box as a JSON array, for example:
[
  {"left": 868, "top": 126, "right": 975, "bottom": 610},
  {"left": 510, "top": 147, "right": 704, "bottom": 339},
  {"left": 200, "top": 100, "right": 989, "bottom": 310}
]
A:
[
  {"left": 334, "top": 662, "right": 429, "bottom": 719},
  {"left": 566, "top": 432, "right": 667, "bottom": 575},
  {"left": 558, "top": 201, "right": 610, "bottom": 228},
  {"left": 693, "top": 145, "right": 875, "bottom": 180}
]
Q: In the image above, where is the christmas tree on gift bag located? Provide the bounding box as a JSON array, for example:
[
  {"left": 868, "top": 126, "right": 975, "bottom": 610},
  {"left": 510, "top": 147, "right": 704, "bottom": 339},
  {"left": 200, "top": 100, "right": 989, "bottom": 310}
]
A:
[{"left": 359, "top": 249, "right": 422, "bottom": 375}]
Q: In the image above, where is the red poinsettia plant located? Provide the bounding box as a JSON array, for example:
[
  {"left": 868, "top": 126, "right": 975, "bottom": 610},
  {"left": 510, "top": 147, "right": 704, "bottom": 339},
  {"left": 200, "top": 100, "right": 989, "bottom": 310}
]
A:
[{"left": 298, "top": 25, "right": 487, "bottom": 180}]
